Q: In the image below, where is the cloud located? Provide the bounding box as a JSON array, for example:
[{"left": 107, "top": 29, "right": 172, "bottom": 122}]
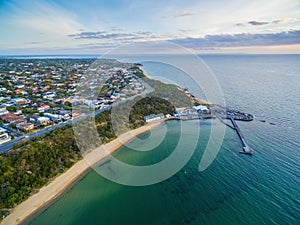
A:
[
  {"left": 178, "top": 29, "right": 193, "bottom": 32},
  {"left": 24, "top": 41, "right": 42, "bottom": 45},
  {"left": 272, "top": 18, "right": 291, "bottom": 24},
  {"left": 110, "top": 27, "right": 125, "bottom": 32},
  {"left": 169, "top": 30, "right": 300, "bottom": 48},
  {"left": 235, "top": 23, "right": 246, "bottom": 27},
  {"left": 248, "top": 21, "right": 269, "bottom": 26},
  {"left": 78, "top": 42, "right": 117, "bottom": 49},
  {"left": 174, "top": 10, "right": 194, "bottom": 18},
  {"left": 67, "top": 31, "right": 160, "bottom": 44},
  {"left": 239, "top": 18, "right": 294, "bottom": 27},
  {"left": 68, "top": 31, "right": 109, "bottom": 39}
]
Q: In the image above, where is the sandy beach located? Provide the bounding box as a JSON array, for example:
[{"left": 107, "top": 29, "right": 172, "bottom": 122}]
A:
[{"left": 2, "top": 120, "right": 164, "bottom": 225}]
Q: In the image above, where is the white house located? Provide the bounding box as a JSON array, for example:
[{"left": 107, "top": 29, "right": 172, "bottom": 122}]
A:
[
  {"left": 33, "top": 116, "right": 51, "bottom": 126},
  {"left": 0, "top": 127, "right": 11, "bottom": 144},
  {"left": 44, "top": 113, "right": 62, "bottom": 122}
]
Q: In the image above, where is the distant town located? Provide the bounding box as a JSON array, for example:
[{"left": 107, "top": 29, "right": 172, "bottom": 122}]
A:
[{"left": 0, "top": 58, "right": 146, "bottom": 147}]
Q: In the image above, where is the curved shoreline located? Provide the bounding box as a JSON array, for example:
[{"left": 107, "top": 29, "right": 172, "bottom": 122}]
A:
[{"left": 2, "top": 120, "right": 164, "bottom": 225}]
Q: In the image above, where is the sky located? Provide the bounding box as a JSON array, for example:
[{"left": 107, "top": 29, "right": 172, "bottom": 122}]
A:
[{"left": 0, "top": 0, "right": 300, "bottom": 55}]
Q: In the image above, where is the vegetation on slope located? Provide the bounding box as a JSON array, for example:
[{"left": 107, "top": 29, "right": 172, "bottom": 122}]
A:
[
  {"left": 0, "top": 125, "right": 80, "bottom": 217},
  {"left": 0, "top": 95, "right": 176, "bottom": 218}
]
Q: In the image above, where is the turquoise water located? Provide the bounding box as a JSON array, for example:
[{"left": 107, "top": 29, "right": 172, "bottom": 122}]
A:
[{"left": 26, "top": 55, "right": 300, "bottom": 225}]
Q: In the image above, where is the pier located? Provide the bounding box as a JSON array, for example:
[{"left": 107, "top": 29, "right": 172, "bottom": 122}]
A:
[
  {"left": 229, "top": 117, "right": 253, "bottom": 155},
  {"left": 167, "top": 110, "right": 253, "bottom": 155},
  {"left": 215, "top": 114, "right": 235, "bottom": 130}
]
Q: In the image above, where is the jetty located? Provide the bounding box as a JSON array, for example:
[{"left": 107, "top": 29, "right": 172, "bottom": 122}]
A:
[
  {"left": 215, "top": 115, "right": 253, "bottom": 155},
  {"left": 229, "top": 117, "right": 253, "bottom": 155},
  {"left": 167, "top": 104, "right": 254, "bottom": 155},
  {"left": 215, "top": 114, "right": 235, "bottom": 130}
]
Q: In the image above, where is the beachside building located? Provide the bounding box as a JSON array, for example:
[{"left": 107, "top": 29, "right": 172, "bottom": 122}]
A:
[
  {"left": 176, "top": 108, "right": 201, "bottom": 120},
  {"left": 175, "top": 107, "right": 186, "bottom": 115},
  {"left": 0, "top": 127, "right": 11, "bottom": 144},
  {"left": 193, "top": 105, "right": 209, "bottom": 113},
  {"left": 165, "top": 114, "right": 172, "bottom": 118},
  {"left": 144, "top": 114, "right": 164, "bottom": 123}
]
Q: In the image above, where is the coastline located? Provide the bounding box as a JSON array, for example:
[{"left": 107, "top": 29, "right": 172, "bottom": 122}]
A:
[{"left": 2, "top": 120, "right": 164, "bottom": 225}]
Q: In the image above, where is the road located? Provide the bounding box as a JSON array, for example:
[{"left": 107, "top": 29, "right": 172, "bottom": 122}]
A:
[
  {"left": 0, "top": 106, "right": 111, "bottom": 153},
  {"left": 0, "top": 77, "right": 153, "bottom": 153}
]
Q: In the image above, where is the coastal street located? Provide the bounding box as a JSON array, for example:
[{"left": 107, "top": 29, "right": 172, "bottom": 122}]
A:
[
  {"left": 0, "top": 106, "right": 112, "bottom": 153},
  {"left": 0, "top": 76, "right": 152, "bottom": 153}
]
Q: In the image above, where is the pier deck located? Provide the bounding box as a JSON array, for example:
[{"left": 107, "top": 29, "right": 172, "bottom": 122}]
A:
[{"left": 229, "top": 117, "right": 253, "bottom": 155}]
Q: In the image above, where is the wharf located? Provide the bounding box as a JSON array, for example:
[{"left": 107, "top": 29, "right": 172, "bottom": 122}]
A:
[{"left": 229, "top": 117, "right": 253, "bottom": 155}]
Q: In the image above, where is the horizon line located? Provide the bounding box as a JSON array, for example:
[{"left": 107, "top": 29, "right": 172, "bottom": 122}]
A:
[{"left": 1, "top": 53, "right": 300, "bottom": 57}]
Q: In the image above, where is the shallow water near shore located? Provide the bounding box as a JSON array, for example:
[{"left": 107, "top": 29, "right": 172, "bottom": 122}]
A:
[
  {"left": 25, "top": 119, "right": 300, "bottom": 225},
  {"left": 25, "top": 55, "right": 300, "bottom": 225}
]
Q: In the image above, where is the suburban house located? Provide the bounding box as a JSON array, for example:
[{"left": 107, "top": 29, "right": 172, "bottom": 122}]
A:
[
  {"left": 0, "top": 127, "right": 11, "bottom": 144},
  {"left": 35, "top": 104, "right": 50, "bottom": 112},
  {"left": 15, "top": 89, "right": 27, "bottom": 95},
  {"left": 30, "top": 116, "right": 51, "bottom": 126},
  {"left": 37, "top": 117, "right": 51, "bottom": 126},
  {"left": 0, "top": 113, "right": 25, "bottom": 124},
  {"left": 16, "top": 122, "right": 35, "bottom": 132},
  {"left": 0, "top": 105, "right": 9, "bottom": 116},
  {"left": 59, "top": 111, "right": 71, "bottom": 121},
  {"left": 44, "top": 113, "right": 62, "bottom": 122},
  {"left": 11, "top": 98, "right": 30, "bottom": 106}
]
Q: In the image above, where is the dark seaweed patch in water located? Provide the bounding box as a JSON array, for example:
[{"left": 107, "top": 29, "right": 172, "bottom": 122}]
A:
[
  {"left": 199, "top": 120, "right": 213, "bottom": 126},
  {"left": 184, "top": 219, "right": 191, "bottom": 224},
  {"left": 138, "top": 132, "right": 151, "bottom": 140}
]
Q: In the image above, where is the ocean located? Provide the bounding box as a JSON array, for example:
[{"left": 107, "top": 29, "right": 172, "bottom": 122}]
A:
[{"left": 25, "top": 54, "right": 300, "bottom": 225}]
